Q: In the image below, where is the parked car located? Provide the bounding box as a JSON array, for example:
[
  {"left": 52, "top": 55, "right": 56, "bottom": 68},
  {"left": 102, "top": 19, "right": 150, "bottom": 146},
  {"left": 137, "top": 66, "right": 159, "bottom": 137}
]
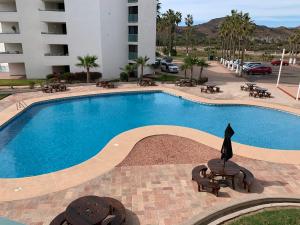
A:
[
  {"left": 271, "top": 59, "right": 289, "bottom": 66},
  {"left": 242, "top": 62, "right": 262, "bottom": 71},
  {"left": 161, "top": 57, "right": 173, "bottom": 66},
  {"left": 246, "top": 65, "right": 272, "bottom": 75},
  {"left": 161, "top": 63, "right": 179, "bottom": 73}
]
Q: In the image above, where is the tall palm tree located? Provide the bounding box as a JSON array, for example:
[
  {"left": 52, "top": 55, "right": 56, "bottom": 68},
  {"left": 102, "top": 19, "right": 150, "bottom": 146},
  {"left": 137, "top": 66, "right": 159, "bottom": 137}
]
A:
[
  {"left": 185, "top": 14, "right": 194, "bottom": 55},
  {"left": 184, "top": 55, "right": 197, "bottom": 81},
  {"left": 162, "top": 9, "right": 182, "bottom": 56},
  {"left": 76, "top": 55, "right": 99, "bottom": 83},
  {"left": 174, "top": 11, "right": 182, "bottom": 51},
  {"left": 196, "top": 58, "right": 209, "bottom": 82},
  {"left": 134, "top": 56, "right": 150, "bottom": 79},
  {"left": 180, "top": 63, "right": 189, "bottom": 79}
]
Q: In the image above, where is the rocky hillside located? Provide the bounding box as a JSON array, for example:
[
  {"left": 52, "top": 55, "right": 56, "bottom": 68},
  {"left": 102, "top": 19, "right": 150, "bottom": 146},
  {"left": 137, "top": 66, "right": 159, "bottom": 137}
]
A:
[{"left": 179, "top": 17, "right": 299, "bottom": 41}]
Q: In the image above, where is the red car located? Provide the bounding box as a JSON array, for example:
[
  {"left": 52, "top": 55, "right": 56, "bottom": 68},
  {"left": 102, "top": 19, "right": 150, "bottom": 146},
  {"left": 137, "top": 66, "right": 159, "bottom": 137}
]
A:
[
  {"left": 246, "top": 65, "right": 272, "bottom": 75},
  {"left": 271, "top": 60, "right": 289, "bottom": 66}
]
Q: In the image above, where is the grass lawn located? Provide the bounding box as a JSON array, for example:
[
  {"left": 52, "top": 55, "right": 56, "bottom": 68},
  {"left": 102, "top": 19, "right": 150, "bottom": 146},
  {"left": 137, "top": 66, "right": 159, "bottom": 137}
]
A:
[
  {"left": 154, "top": 74, "right": 182, "bottom": 82},
  {"left": 0, "top": 94, "right": 10, "bottom": 100},
  {"left": 0, "top": 79, "right": 45, "bottom": 87},
  {"left": 227, "top": 208, "right": 300, "bottom": 225}
]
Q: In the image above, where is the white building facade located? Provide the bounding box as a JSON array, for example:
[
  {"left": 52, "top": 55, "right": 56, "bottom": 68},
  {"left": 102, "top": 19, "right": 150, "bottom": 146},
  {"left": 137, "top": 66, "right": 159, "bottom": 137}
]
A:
[{"left": 0, "top": 0, "right": 156, "bottom": 79}]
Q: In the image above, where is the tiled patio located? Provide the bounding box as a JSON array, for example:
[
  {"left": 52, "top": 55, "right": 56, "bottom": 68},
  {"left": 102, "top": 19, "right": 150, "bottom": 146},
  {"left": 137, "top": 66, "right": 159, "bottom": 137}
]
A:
[{"left": 0, "top": 136, "right": 299, "bottom": 225}]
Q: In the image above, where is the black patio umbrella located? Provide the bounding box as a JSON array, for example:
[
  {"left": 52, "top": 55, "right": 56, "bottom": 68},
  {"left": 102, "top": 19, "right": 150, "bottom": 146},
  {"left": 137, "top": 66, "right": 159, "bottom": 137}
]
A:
[{"left": 221, "top": 123, "right": 235, "bottom": 166}]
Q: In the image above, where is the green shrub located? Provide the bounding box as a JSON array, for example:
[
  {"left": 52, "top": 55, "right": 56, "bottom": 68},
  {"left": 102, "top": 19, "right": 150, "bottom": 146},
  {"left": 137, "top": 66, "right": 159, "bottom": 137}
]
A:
[
  {"left": 120, "top": 72, "right": 129, "bottom": 82},
  {"left": 28, "top": 81, "right": 35, "bottom": 89},
  {"left": 46, "top": 72, "right": 102, "bottom": 82}
]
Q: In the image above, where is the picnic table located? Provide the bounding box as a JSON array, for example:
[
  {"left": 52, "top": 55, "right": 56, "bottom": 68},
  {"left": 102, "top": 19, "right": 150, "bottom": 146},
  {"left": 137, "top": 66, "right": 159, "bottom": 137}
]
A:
[
  {"left": 208, "top": 159, "right": 240, "bottom": 189},
  {"left": 241, "top": 82, "right": 256, "bottom": 91},
  {"left": 175, "top": 78, "right": 196, "bottom": 87},
  {"left": 66, "top": 196, "right": 110, "bottom": 225},
  {"left": 249, "top": 86, "right": 271, "bottom": 98},
  {"left": 201, "top": 83, "right": 220, "bottom": 93},
  {"left": 138, "top": 78, "right": 155, "bottom": 86}
]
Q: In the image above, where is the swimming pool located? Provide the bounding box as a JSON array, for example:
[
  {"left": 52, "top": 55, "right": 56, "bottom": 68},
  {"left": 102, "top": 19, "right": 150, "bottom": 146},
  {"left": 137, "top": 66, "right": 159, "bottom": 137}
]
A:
[{"left": 0, "top": 91, "right": 300, "bottom": 178}]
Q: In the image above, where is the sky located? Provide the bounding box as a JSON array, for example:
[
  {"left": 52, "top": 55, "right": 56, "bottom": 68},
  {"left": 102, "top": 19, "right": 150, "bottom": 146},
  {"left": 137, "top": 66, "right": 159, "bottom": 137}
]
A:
[{"left": 160, "top": 0, "right": 300, "bottom": 28}]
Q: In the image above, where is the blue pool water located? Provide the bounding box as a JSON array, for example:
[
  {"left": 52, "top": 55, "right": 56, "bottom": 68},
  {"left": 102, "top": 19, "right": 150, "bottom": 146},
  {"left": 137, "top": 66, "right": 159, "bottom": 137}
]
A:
[{"left": 0, "top": 92, "right": 300, "bottom": 178}]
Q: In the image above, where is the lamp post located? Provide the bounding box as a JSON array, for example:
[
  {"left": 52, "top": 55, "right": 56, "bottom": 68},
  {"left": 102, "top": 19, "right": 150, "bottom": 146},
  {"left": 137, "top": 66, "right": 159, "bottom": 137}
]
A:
[{"left": 276, "top": 49, "right": 285, "bottom": 87}]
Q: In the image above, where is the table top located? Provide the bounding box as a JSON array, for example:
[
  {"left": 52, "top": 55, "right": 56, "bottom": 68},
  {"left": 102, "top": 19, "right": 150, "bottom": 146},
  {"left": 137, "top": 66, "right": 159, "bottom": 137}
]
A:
[
  {"left": 205, "top": 83, "right": 217, "bottom": 87},
  {"left": 255, "top": 87, "right": 268, "bottom": 92},
  {"left": 245, "top": 82, "right": 256, "bottom": 86},
  {"left": 208, "top": 159, "right": 240, "bottom": 176},
  {"left": 66, "top": 196, "right": 110, "bottom": 225}
]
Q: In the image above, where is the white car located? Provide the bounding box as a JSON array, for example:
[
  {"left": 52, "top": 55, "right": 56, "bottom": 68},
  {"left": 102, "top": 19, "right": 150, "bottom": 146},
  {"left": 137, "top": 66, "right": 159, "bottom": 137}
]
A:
[
  {"left": 161, "top": 63, "right": 179, "bottom": 73},
  {"left": 242, "top": 62, "right": 262, "bottom": 71}
]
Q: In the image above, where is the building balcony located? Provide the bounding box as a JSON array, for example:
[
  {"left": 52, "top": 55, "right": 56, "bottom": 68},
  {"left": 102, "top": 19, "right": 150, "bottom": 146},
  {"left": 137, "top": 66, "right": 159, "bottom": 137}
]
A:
[
  {"left": 128, "top": 52, "right": 138, "bottom": 60},
  {"left": 44, "top": 44, "right": 69, "bottom": 57},
  {"left": 41, "top": 22, "right": 67, "bottom": 35},
  {"left": 128, "top": 34, "right": 138, "bottom": 42},
  {"left": 128, "top": 14, "right": 138, "bottom": 23},
  {"left": 39, "top": 0, "right": 65, "bottom": 12},
  {"left": 0, "top": 0, "right": 17, "bottom": 12},
  {"left": 0, "top": 21, "right": 19, "bottom": 33}
]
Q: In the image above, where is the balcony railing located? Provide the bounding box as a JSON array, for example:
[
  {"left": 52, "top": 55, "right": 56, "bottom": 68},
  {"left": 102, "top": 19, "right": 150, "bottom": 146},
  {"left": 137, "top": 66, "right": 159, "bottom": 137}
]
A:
[
  {"left": 39, "top": 8, "right": 65, "bottom": 12},
  {"left": 0, "top": 9, "right": 17, "bottom": 12},
  {"left": 0, "top": 51, "right": 23, "bottom": 54},
  {"left": 41, "top": 32, "right": 67, "bottom": 35},
  {"left": 128, "top": 34, "right": 138, "bottom": 42},
  {"left": 128, "top": 52, "right": 138, "bottom": 60},
  {"left": 128, "top": 0, "right": 138, "bottom": 3},
  {"left": 44, "top": 53, "right": 69, "bottom": 56},
  {"left": 128, "top": 14, "right": 138, "bottom": 23},
  {"left": 0, "top": 32, "right": 20, "bottom": 34}
]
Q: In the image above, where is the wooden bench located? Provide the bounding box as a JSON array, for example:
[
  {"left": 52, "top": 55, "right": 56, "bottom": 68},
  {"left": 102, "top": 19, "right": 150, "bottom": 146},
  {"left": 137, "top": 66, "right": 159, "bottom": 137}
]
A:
[
  {"left": 49, "top": 212, "right": 66, "bottom": 225},
  {"left": 192, "top": 165, "right": 208, "bottom": 180},
  {"left": 240, "top": 167, "right": 255, "bottom": 193},
  {"left": 192, "top": 165, "right": 220, "bottom": 196},
  {"left": 102, "top": 197, "right": 126, "bottom": 225},
  {"left": 200, "top": 87, "right": 208, "bottom": 93}
]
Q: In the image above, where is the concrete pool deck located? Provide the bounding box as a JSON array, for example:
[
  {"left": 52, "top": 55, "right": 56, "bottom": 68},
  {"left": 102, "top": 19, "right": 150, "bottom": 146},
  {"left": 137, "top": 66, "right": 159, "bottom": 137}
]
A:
[
  {"left": 0, "top": 86, "right": 300, "bottom": 202},
  {"left": 0, "top": 135, "right": 299, "bottom": 225}
]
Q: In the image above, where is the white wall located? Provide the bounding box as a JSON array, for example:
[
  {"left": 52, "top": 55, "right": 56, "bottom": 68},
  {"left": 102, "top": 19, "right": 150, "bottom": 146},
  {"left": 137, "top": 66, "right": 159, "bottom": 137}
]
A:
[
  {"left": 99, "top": 0, "right": 128, "bottom": 79},
  {"left": 66, "top": 0, "right": 102, "bottom": 74},
  {"left": 0, "top": 0, "right": 157, "bottom": 79},
  {"left": 138, "top": 0, "right": 156, "bottom": 75}
]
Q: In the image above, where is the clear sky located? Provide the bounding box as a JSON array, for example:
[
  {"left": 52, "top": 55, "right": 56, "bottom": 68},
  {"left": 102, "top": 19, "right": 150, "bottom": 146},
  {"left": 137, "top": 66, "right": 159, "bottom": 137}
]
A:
[{"left": 160, "top": 0, "right": 300, "bottom": 28}]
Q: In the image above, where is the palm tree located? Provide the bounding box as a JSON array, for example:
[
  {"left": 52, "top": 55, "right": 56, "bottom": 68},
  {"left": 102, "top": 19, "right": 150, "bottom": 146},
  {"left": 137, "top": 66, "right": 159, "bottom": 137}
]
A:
[
  {"left": 174, "top": 11, "right": 182, "bottom": 51},
  {"left": 196, "top": 58, "right": 209, "bottom": 83},
  {"left": 180, "top": 63, "right": 189, "bottom": 79},
  {"left": 185, "top": 14, "right": 194, "bottom": 55},
  {"left": 184, "top": 55, "right": 197, "bottom": 81},
  {"left": 76, "top": 55, "right": 99, "bottom": 83},
  {"left": 162, "top": 9, "right": 182, "bottom": 56},
  {"left": 120, "top": 64, "right": 137, "bottom": 81},
  {"left": 134, "top": 56, "right": 150, "bottom": 79}
]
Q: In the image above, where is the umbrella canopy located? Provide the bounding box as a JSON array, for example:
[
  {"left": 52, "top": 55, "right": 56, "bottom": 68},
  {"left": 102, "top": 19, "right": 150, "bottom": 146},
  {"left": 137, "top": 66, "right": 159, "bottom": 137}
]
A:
[{"left": 221, "top": 123, "right": 235, "bottom": 162}]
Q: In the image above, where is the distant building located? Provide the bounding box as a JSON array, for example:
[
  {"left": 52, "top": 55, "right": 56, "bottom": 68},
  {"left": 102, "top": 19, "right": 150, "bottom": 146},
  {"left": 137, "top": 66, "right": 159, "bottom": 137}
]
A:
[{"left": 0, "top": 0, "right": 156, "bottom": 79}]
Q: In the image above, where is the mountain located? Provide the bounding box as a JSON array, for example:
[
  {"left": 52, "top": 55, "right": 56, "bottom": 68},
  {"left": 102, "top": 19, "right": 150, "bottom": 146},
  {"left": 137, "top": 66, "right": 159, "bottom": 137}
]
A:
[{"left": 179, "top": 17, "right": 300, "bottom": 42}]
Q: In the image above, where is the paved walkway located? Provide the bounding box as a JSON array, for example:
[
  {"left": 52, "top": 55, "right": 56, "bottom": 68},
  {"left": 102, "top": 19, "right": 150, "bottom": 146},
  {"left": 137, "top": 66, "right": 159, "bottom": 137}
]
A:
[{"left": 0, "top": 136, "right": 299, "bottom": 225}]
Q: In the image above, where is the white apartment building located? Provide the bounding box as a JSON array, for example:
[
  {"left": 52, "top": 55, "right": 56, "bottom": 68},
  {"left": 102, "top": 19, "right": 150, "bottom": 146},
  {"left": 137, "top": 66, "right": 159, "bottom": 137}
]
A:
[{"left": 0, "top": 0, "right": 156, "bottom": 79}]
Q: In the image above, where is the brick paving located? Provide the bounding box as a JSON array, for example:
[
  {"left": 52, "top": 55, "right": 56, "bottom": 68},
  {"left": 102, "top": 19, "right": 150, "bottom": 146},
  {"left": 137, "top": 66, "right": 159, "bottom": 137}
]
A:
[{"left": 0, "top": 135, "right": 299, "bottom": 225}]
